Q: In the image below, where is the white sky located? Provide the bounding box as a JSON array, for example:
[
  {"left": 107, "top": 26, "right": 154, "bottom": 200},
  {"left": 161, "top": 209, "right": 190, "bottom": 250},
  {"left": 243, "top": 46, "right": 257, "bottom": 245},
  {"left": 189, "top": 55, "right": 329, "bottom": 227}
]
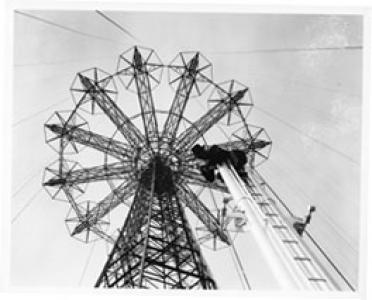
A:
[{"left": 11, "top": 10, "right": 362, "bottom": 290}]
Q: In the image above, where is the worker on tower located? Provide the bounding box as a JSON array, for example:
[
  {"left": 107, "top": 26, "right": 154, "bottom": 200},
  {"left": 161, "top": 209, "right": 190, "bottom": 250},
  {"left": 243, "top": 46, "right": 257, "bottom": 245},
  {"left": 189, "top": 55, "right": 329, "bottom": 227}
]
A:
[
  {"left": 192, "top": 144, "right": 247, "bottom": 182},
  {"left": 293, "top": 205, "right": 316, "bottom": 236}
]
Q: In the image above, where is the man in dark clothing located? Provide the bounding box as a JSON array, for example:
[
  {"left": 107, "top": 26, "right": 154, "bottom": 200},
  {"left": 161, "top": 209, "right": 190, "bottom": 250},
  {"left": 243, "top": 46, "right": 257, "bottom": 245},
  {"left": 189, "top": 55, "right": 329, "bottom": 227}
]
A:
[
  {"left": 192, "top": 144, "right": 248, "bottom": 182},
  {"left": 293, "top": 206, "right": 316, "bottom": 236}
]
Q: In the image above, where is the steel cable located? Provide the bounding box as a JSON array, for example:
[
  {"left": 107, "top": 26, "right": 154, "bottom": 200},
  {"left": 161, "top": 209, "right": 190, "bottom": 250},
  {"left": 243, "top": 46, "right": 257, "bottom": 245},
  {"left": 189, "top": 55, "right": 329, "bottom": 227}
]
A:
[
  {"left": 15, "top": 11, "right": 121, "bottom": 44},
  {"left": 209, "top": 45, "right": 362, "bottom": 55},
  {"left": 255, "top": 106, "right": 359, "bottom": 165},
  {"left": 95, "top": 10, "right": 139, "bottom": 41}
]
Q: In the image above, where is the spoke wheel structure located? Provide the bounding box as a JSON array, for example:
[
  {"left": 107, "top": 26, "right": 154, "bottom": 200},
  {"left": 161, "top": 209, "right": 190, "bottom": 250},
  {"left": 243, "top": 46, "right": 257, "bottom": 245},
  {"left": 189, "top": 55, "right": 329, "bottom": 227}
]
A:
[{"left": 42, "top": 46, "right": 272, "bottom": 289}]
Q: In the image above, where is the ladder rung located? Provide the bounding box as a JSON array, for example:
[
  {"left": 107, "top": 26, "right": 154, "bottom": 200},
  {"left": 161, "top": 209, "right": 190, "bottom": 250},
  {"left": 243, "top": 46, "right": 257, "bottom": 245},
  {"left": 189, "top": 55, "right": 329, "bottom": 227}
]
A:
[
  {"left": 308, "top": 278, "right": 327, "bottom": 282},
  {"left": 294, "top": 256, "right": 311, "bottom": 261},
  {"left": 251, "top": 193, "right": 262, "bottom": 196},
  {"left": 272, "top": 225, "right": 288, "bottom": 229},
  {"left": 257, "top": 202, "right": 270, "bottom": 206},
  {"left": 283, "top": 239, "right": 298, "bottom": 244},
  {"left": 265, "top": 213, "right": 278, "bottom": 217}
]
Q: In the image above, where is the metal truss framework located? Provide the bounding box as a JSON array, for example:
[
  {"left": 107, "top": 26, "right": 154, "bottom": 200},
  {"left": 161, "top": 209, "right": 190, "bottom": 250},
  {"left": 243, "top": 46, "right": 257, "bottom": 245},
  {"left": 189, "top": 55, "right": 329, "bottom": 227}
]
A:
[
  {"left": 96, "top": 170, "right": 216, "bottom": 288},
  {"left": 43, "top": 46, "right": 272, "bottom": 289}
]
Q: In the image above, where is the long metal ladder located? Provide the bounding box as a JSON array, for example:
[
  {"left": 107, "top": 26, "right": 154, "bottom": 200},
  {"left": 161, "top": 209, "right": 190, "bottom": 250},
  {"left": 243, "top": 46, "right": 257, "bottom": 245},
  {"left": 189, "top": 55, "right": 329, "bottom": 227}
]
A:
[{"left": 239, "top": 167, "right": 335, "bottom": 290}]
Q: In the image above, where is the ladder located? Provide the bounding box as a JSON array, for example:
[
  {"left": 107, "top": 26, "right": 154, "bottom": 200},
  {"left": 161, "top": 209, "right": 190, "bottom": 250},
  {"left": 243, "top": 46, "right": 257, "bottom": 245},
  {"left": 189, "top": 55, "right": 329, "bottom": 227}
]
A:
[{"left": 241, "top": 166, "right": 335, "bottom": 290}]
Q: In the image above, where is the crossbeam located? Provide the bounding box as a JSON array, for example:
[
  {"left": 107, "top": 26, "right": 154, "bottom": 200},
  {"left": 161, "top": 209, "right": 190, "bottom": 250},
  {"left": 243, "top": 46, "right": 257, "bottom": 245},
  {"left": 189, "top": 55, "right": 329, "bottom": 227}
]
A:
[
  {"left": 43, "top": 162, "right": 133, "bottom": 186},
  {"left": 45, "top": 123, "right": 132, "bottom": 160},
  {"left": 71, "top": 179, "right": 138, "bottom": 235},
  {"left": 175, "top": 86, "right": 248, "bottom": 151},
  {"left": 175, "top": 183, "right": 230, "bottom": 244}
]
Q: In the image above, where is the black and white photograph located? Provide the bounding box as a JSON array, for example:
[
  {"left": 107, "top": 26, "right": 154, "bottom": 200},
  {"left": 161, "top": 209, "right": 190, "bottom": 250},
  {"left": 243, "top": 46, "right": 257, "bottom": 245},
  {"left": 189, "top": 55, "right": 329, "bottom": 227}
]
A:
[{"left": 2, "top": 1, "right": 370, "bottom": 297}]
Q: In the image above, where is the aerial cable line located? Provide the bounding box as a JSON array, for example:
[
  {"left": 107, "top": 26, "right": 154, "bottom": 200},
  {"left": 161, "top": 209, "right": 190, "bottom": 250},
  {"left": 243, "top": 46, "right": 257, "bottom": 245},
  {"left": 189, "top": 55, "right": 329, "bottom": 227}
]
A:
[
  {"left": 305, "top": 232, "right": 355, "bottom": 291},
  {"left": 192, "top": 62, "right": 357, "bottom": 286},
  {"left": 14, "top": 55, "right": 113, "bottom": 68},
  {"left": 12, "top": 153, "right": 58, "bottom": 198},
  {"left": 266, "top": 158, "right": 358, "bottom": 252},
  {"left": 253, "top": 170, "right": 356, "bottom": 290},
  {"left": 229, "top": 245, "right": 247, "bottom": 289},
  {"left": 11, "top": 188, "right": 43, "bottom": 224},
  {"left": 271, "top": 142, "right": 361, "bottom": 261},
  {"left": 12, "top": 168, "right": 42, "bottom": 198},
  {"left": 269, "top": 140, "right": 349, "bottom": 200},
  {"left": 15, "top": 11, "right": 121, "bottom": 44},
  {"left": 271, "top": 146, "right": 356, "bottom": 244},
  {"left": 208, "top": 45, "right": 362, "bottom": 55},
  {"left": 269, "top": 137, "right": 351, "bottom": 201},
  {"left": 228, "top": 233, "right": 251, "bottom": 290},
  {"left": 255, "top": 106, "right": 359, "bottom": 165},
  {"left": 194, "top": 86, "right": 356, "bottom": 282},
  {"left": 254, "top": 81, "right": 360, "bottom": 116},
  {"left": 19, "top": 65, "right": 93, "bottom": 86},
  {"left": 95, "top": 10, "right": 139, "bottom": 41},
  {"left": 251, "top": 70, "right": 360, "bottom": 98},
  {"left": 79, "top": 241, "right": 97, "bottom": 286},
  {"left": 13, "top": 97, "right": 70, "bottom": 128},
  {"left": 264, "top": 163, "right": 359, "bottom": 259}
]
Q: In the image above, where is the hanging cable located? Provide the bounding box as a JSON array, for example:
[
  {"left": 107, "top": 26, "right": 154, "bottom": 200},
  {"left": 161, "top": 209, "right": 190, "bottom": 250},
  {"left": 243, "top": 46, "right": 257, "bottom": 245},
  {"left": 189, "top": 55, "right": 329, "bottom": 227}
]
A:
[
  {"left": 14, "top": 55, "right": 113, "bottom": 68},
  {"left": 305, "top": 232, "right": 355, "bottom": 291},
  {"left": 95, "top": 10, "right": 139, "bottom": 41},
  {"left": 12, "top": 168, "right": 42, "bottom": 198},
  {"left": 12, "top": 153, "right": 58, "bottom": 199},
  {"left": 254, "top": 83, "right": 360, "bottom": 125},
  {"left": 254, "top": 169, "right": 356, "bottom": 290},
  {"left": 229, "top": 243, "right": 247, "bottom": 289},
  {"left": 208, "top": 45, "right": 362, "bottom": 55},
  {"left": 12, "top": 188, "right": 43, "bottom": 224},
  {"left": 79, "top": 241, "right": 97, "bottom": 286},
  {"left": 228, "top": 233, "right": 251, "bottom": 290},
  {"left": 268, "top": 134, "right": 351, "bottom": 202},
  {"left": 263, "top": 164, "right": 359, "bottom": 278},
  {"left": 266, "top": 157, "right": 358, "bottom": 253},
  {"left": 255, "top": 106, "right": 358, "bottom": 165},
  {"left": 13, "top": 97, "right": 70, "bottom": 128},
  {"left": 249, "top": 69, "right": 360, "bottom": 98},
  {"left": 15, "top": 11, "right": 120, "bottom": 44},
  {"left": 262, "top": 136, "right": 360, "bottom": 255}
]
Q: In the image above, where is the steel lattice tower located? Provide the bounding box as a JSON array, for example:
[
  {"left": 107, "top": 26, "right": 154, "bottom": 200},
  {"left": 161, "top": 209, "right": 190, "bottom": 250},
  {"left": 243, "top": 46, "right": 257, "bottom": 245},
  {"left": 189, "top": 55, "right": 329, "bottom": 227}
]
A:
[
  {"left": 43, "top": 46, "right": 272, "bottom": 289},
  {"left": 95, "top": 175, "right": 216, "bottom": 288}
]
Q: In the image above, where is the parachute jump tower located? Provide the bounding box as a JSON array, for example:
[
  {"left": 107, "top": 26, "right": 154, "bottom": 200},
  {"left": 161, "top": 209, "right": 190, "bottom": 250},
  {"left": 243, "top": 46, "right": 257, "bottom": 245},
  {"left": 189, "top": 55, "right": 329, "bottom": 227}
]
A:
[{"left": 43, "top": 46, "right": 337, "bottom": 290}]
